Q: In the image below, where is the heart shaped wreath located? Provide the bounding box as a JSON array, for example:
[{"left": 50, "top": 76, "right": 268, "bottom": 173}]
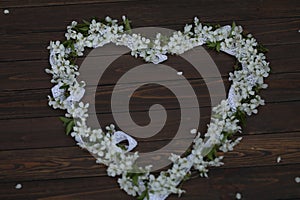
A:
[{"left": 46, "top": 16, "right": 270, "bottom": 199}]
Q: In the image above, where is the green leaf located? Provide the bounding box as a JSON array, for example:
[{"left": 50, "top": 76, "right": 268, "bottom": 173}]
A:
[
  {"left": 183, "top": 148, "right": 192, "bottom": 157},
  {"left": 216, "top": 42, "right": 221, "bottom": 52},
  {"left": 64, "top": 90, "right": 71, "bottom": 98},
  {"left": 62, "top": 40, "right": 74, "bottom": 48},
  {"left": 221, "top": 132, "right": 233, "bottom": 142},
  {"left": 206, "top": 152, "right": 213, "bottom": 160},
  {"left": 257, "top": 44, "right": 268, "bottom": 53},
  {"left": 73, "top": 23, "right": 90, "bottom": 36},
  {"left": 207, "top": 41, "right": 221, "bottom": 52},
  {"left": 132, "top": 174, "right": 139, "bottom": 186},
  {"left": 231, "top": 21, "right": 236, "bottom": 30},
  {"left": 59, "top": 84, "right": 69, "bottom": 90},
  {"left": 75, "top": 23, "right": 87, "bottom": 28},
  {"left": 123, "top": 19, "right": 132, "bottom": 32},
  {"left": 66, "top": 120, "right": 75, "bottom": 135},
  {"left": 214, "top": 24, "right": 221, "bottom": 29},
  {"left": 234, "top": 60, "right": 242, "bottom": 70},
  {"left": 206, "top": 42, "right": 216, "bottom": 49},
  {"left": 235, "top": 109, "right": 246, "bottom": 126},
  {"left": 183, "top": 172, "right": 191, "bottom": 182},
  {"left": 59, "top": 116, "right": 72, "bottom": 125},
  {"left": 206, "top": 146, "right": 217, "bottom": 161},
  {"left": 59, "top": 117, "right": 75, "bottom": 135},
  {"left": 137, "top": 189, "right": 149, "bottom": 200},
  {"left": 126, "top": 172, "right": 144, "bottom": 178},
  {"left": 202, "top": 146, "right": 213, "bottom": 157},
  {"left": 82, "top": 19, "right": 90, "bottom": 25},
  {"left": 229, "top": 21, "right": 236, "bottom": 37},
  {"left": 78, "top": 26, "right": 89, "bottom": 32},
  {"left": 116, "top": 143, "right": 127, "bottom": 151}
]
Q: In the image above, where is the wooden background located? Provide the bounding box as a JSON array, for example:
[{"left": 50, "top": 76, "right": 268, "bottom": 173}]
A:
[{"left": 0, "top": 0, "right": 300, "bottom": 199}]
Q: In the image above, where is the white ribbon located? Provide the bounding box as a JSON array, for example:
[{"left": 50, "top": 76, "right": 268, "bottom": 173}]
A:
[
  {"left": 49, "top": 51, "right": 56, "bottom": 66},
  {"left": 152, "top": 54, "right": 168, "bottom": 64},
  {"left": 75, "top": 134, "right": 84, "bottom": 144},
  {"left": 51, "top": 83, "right": 65, "bottom": 102},
  {"left": 228, "top": 86, "right": 237, "bottom": 111},
  {"left": 221, "top": 47, "right": 237, "bottom": 56},
  {"left": 219, "top": 25, "right": 231, "bottom": 33},
  {"left": 74, "top": 131, "right": 137, "bottom": 153},
  {"left": 51, "top": 83, "right": 85, "bottom": 107},
  {"left": 66, "top": 87, "right": 85, "bottom": 102},
  {"left": 113, "top": 131, "right": 138, "bottom": 152},
  {"left": 149, "top": 194, "right": 168, "bottom": 200},
  {"left": 246, "top": 74, "right": 257, "bottom": 87}
]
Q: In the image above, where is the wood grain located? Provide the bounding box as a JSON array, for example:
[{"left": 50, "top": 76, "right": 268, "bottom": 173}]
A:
[
  {"left": 1, "top": 101, "right": 300, "bottom": 151},
  {"left": 0, "top": 0, "right": 135, "bottom": 8},
  {"left": 0, "top": 72, "right": 300, "bottom": 119},
  {"left": 1, "top": 43, "right": 299, "bottom": 92},
  {"left": 0, "top": 164, "right": 299, "bottom": 200},
  {"left": 1, "top": 18, "right": 300, "bottom": 62},
  {"left": 1, "top": 0, "right": 299, "bottom": 199},
  {"left": 0, "top": 132, "right": 299, "bottom": 183},
  {"left": 0, "top": 0, "right": 299, "bottom": 34}
]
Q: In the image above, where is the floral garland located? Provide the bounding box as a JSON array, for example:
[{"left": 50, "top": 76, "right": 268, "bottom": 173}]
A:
[{"left": 46, "top": 16, "right": 270, "bottom": 200}]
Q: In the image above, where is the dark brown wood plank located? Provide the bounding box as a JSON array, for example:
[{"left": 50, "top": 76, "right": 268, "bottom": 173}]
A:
[
  {"left": 0, "top": 72, "right": 300, "bottom": 119},
  {"left": 0, "top": 100, "right": 300, "bottom": 151},
  {"left": 266, "top": 43, "right": 300, "bottom": 73},
  {"left": 1, "top": 47, "right": 236, "bottom": 91},
  {"left": 0, "top": 1, "right": 299, "bottom": 200},
  {"left": 0, "top": 107, "right": 212, "bottom": 150},
  {"left": 0, "top": 163, "right": 299, "bottom": 199},
  {"left": 0, "top": 0, "right": 299, "bottom": 35},
  {"left": 262, "top": 72, "right": 300, "bottom": 102},
  {"left": 0, "top": 176, "right": 131, "bottom": 200},
  {"left": 0, "top": 146, "right": 102, "bottom": 182},
  {"left": 179, "top": 164, "right": 300, "bottom": 200},
  {"left": 0, "top": 77, "right": 223, "bottom": 119},
  {"left": 0, "top": 116, "right": 71, "bottom": 150},
  {"left": 0, "top": 0, "right": 134, "bottom": 8},
  {"left": 1, "top": 17, "right": 300, "bottom": 62},
  {"left": 0, "top": 132, "right": 299, "bottom": 183},
  {"left": 222, "top": 132, "right": 300, "bottom": 168},
  {"left": 1, "top": 43, "right": 299, "bottom": 92},
  {"left": 243, "top": 101, "right": 300, "bottom": 135}
]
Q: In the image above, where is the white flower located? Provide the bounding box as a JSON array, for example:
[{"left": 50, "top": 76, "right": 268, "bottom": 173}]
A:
[{"left": 47, "top": 17, "right": 270, "bottom": 199}]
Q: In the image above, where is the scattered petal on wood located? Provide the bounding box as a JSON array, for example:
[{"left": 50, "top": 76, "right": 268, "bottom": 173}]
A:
[
  {"left": 236, "top": 192, "right": 242, "bottom": 199},
  {"left": 15, "top": 183, "right": 22, "bottom": 189},
  {"left": 190, "top": 129, "right": 197, "bottom": 134},
  {"left": 277, "top": 156, "right": 281, "bottom": 163}
]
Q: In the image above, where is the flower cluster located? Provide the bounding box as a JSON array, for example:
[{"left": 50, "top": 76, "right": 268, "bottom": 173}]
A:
[{"left": 46, "top": 16, "right": 269, "bottom": 200}]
